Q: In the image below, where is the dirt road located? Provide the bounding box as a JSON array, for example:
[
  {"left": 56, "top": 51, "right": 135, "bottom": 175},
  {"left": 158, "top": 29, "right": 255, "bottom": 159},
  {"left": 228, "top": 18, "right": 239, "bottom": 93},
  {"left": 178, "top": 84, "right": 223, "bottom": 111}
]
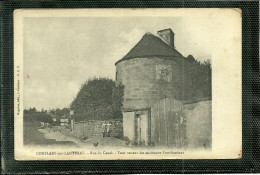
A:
[{"left": 38, "top": 127, "right": 126, "bottom": 148}]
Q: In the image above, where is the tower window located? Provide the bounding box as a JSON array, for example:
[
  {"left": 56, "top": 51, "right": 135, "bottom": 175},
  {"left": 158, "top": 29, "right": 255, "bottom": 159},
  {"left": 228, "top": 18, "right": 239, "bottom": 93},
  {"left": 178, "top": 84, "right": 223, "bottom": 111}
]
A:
[{"left": 156, "top": 65, "right": 172, "bottom": 82}]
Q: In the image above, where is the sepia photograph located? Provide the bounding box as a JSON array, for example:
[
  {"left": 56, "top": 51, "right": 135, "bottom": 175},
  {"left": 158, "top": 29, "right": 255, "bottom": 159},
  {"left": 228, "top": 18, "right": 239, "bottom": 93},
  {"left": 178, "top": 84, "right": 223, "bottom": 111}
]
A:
[{"left": 14, "top": 9, "right": 241, "bottom": 160}]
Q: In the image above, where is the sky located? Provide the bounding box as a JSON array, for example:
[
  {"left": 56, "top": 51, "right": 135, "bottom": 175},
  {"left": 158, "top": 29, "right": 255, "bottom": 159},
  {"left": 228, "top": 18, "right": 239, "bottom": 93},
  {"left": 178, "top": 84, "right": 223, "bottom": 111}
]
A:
[{"left": 23, "top": 17, "right": 212, "bottom": 110}]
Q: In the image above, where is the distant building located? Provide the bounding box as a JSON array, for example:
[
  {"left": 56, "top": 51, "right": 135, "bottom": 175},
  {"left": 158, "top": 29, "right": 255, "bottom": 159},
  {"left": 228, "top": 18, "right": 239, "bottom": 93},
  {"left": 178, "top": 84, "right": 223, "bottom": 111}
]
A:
[{"left": 60, "top": 118, "right": 69, "bottom": 126}]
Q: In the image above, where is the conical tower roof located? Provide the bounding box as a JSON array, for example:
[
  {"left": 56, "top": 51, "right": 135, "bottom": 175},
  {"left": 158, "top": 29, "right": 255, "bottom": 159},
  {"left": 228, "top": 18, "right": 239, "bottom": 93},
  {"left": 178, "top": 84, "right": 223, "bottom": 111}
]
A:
[{"left": 115, "top": 33, "right": 184, "bottom": 65}]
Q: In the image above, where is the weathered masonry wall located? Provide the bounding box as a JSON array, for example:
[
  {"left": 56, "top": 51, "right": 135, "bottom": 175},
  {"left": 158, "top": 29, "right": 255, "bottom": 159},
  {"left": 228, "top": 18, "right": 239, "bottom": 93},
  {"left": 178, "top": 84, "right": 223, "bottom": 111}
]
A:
[
  {"left": 72, "top": 119, "right": 123, "bottom": 139},
  {"left": 184, "top": 100, "right": 212, "bottom": 149},
  {"left": 116, "top": 57, "right": 184, "bottom": 110}
]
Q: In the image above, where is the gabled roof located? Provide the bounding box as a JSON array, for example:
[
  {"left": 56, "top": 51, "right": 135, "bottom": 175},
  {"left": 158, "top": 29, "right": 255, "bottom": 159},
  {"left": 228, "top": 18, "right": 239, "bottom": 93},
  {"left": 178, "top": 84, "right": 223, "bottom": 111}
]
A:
[{"left": 115, "top": 33, "right": 184, "bottom": 65}]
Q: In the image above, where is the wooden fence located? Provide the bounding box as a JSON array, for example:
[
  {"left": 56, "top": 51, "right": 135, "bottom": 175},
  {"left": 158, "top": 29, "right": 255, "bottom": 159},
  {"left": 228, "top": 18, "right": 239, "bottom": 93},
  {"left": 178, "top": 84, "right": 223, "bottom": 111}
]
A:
[{"left": 151, "top": 98, "right": 187, "bottom": 148}]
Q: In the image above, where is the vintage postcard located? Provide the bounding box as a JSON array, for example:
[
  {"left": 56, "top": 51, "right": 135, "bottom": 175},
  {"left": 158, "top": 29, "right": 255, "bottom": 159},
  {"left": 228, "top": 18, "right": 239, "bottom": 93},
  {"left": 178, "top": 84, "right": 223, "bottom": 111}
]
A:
[{"left": 14, "top": 9, "right": 242, "bottom": 160}]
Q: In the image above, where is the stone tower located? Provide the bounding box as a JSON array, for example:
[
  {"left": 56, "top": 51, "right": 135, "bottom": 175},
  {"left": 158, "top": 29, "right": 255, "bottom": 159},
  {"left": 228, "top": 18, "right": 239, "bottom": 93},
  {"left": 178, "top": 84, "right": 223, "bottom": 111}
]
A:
[{"left": 115, "top": 28, "right": 185, "bottom": 111}]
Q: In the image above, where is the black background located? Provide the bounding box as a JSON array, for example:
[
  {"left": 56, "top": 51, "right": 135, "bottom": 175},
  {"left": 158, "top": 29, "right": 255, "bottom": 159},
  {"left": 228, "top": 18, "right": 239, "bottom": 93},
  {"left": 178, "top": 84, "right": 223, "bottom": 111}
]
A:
[{"left": 1, "top": 1, "right": 259, "bottom": 174}]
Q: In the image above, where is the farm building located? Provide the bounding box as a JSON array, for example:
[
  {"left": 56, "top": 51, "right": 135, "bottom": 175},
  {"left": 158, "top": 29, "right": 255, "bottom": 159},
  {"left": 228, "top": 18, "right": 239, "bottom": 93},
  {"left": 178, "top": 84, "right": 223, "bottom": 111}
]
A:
[
  {"left": 115, "top": 28, "right": 212, "bottom": 148},
  {"left": 60, "top": 117, "right": 69, "bottom": 127}
]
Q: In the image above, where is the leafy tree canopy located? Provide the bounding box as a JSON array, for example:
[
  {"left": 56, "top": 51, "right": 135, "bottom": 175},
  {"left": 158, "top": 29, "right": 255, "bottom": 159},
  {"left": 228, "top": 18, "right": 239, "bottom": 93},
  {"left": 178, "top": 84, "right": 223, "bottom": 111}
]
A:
[
  {"left": 70, "top": 78, "right": 124, "bottom": 121},
  {"left": 24, "top": 111, "right": 53, "bottom": 124},
  {"left": 184, "top": 55, "right": 212, "bottom": 101}
]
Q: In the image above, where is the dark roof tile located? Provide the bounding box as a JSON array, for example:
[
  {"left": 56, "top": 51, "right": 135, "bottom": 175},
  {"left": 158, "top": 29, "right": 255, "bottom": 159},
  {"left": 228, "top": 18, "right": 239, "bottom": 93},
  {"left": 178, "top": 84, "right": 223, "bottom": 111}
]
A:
[{"left": 115, "top": 33, "right": 184, "bottom": 65}]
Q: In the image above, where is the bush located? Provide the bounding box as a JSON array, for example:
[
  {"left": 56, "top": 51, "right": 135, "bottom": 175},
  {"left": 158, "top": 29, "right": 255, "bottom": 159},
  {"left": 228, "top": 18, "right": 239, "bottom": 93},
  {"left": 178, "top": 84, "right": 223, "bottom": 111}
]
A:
[
  {"left": 24, "top": 111, "right": 53, "bottom": 124},
  {"left": 70, "top": 78, "right": 124, "bottom": 121},
  {"left": 184, "top": 55, "right": 211, "bottom": 101}
]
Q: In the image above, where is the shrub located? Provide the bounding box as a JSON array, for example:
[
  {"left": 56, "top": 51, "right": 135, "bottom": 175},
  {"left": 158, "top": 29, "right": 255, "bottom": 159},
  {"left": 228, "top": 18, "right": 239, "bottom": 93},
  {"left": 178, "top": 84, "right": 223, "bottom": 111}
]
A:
[{"left": 70, "top": 78, "right": 124, "bottom": 121}]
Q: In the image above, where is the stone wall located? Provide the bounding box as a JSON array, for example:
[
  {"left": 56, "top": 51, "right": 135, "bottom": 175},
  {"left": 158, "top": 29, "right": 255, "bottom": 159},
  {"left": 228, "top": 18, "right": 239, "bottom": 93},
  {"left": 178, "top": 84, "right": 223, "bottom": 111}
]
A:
[
  {"left": 184, "top": 100, "right": 212, "bottom": 149},
  {"left": 72, "top": 119, "right": 123, "bottom": 139},
  {"left": 116, "top": 57, "right": 184, "bottom": 110}
]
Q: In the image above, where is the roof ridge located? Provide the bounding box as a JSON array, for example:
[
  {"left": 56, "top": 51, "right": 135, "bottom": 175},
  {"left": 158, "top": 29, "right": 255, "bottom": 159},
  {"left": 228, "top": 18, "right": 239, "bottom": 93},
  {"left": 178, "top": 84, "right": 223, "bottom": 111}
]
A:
[{"left": 115, "top": 32, "right": 184, "bottom": 65}]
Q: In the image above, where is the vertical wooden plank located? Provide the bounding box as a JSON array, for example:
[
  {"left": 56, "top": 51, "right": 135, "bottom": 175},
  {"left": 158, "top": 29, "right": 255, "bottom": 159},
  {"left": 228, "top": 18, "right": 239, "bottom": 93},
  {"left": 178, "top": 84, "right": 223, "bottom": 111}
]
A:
[
  {"left": 167, "top": 99, "right": 170, "bottom": 147},
  {"left": 153, "top": 105, "right": 156, "bottom": 144},
  {"left": 170, "top": 98, "right": 174, "bottom": 147},
  {"left": 164, "top": 99, "right": 167, "bottom": 145},
  {"left": 158, "top": 101, "right": 163, "bottom": 145},
  {"left": 167, "top": 101, "right": 170, "bottom": 147},
  {"left": 171, "top": 99, "right": 175, "bottom": 146},
  {"left": 174, "top": 100, "right": 178, "bottom": 148},
  {"left": 154, "top": 103, "right": 158, "bottom": 145},
  {"left": 165, "top": 99, "right": 168, "bottom": 146},
  {"left": 151, "top": 107, "right": 154, "bottom": 144},
  {"left": 168, "top": 98, "right": 171, "bottom": 146},
  {"left": 156, "top": 103, "right": 160, "bottom": 145},
  {"left": 148, "top": 109, "right": 151, "bottom": 145},
  {"left": 158, "top": 101, "right": 161, "bottom": 145},
  {"left": 152, "top": 104, "right": 155, "bottom": 144},
  {"left": 166, "top": 99, "right": 168, "bottom": 147},
  {"left": 154, "top": 104, "right": 156, "bottom": 144},
  {"left": 161, "top": 99, "right": 166, "bottom": 145},
  {"left": 171, "top": 99, "right": 175, "bottom": 147},
  {"left": 180, "top": 101, "right": 183, "bottom": 147},
  {"left": 157, "top": 103, "right": 160, "bottom": 145}
]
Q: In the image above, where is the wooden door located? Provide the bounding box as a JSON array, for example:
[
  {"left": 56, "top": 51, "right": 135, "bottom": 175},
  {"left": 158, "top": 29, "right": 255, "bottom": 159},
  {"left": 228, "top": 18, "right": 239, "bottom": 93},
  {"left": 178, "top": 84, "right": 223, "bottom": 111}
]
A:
[{"left": 151, "top": 98, "right": 187, "bottom": 147}]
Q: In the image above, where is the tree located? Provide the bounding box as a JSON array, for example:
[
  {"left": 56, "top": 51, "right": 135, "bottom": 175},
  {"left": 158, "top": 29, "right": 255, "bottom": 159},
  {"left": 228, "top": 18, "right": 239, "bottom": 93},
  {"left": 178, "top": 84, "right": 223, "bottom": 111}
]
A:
[
  {"left": 24, "top": 110, "right": 53, "bottom": 124},
  {"left": 112, "top": 83, "right": 124, "bottom": 117},
  {"left": 70, "top": 78, "right": 124, "bottom": 121},
  {"left": 184, "top": 55, "right": 212, "bottom": 101},
  {"left": 55, "top": 108, "right": 62, "bottom": 116}
]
